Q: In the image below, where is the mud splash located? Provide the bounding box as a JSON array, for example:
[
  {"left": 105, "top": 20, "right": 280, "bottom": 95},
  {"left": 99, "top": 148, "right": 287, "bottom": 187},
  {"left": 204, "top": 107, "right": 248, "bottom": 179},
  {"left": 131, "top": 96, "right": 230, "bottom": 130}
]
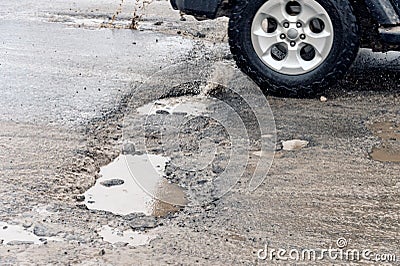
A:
[
  {"left": 84, "top": 154, "right": 188, "bottom": 217},
  {"left": 369, "top": 121, "right": 400, "bottom": 162}
]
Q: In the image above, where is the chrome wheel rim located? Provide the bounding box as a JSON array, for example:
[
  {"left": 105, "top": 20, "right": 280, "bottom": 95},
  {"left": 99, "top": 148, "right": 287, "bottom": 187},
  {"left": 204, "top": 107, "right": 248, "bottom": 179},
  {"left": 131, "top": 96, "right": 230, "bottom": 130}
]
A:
[{"left": 251, "top": 0, "right": 334, "bottom": 75}]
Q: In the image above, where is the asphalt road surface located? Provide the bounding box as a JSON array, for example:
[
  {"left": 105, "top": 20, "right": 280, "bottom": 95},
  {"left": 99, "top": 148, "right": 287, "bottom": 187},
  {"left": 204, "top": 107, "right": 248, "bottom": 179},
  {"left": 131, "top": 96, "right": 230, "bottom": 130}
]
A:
[{"left": 0, "top": 0, "right": 399, "bottom": 265}]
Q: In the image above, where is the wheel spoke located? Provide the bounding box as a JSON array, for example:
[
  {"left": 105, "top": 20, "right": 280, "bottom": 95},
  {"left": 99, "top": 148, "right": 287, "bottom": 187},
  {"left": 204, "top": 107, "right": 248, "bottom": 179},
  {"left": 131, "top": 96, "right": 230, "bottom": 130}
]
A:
[
  {"left": 283, "top": 48, "right": 301, "bottom": 68},
  {"left": 253, "top": 29, "right": 280, "bottom": 53},
  {"left": 263, "top": 53, "right": 286, "bottom": 71},
  {"left": 261, "top": 1, "right": 291, "bottom": 24},
  {"left": 304, "top": 30, "right": 331, "bottom": 54},
  {"left": 299, "top": 46, "right": 323, "bottom": 70},
  {"left": 297, "top": 4, "right": 322, "bottom": 23}
]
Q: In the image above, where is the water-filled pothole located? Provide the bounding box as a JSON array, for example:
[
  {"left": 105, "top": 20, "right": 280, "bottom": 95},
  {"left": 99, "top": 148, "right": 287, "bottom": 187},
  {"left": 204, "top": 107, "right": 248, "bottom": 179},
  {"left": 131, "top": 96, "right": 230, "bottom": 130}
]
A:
[
  {"left": 0, "top": 222, "right": 60, "bottom": 245},
  {"left": 84, "top": 154, "right": 188, "bottom": 217},
  {"left": 136, "top": 96, "right": 210, "bottom": 116},
  {"left": 371, "top": 146, "right": 400, "bottom": 162},
  {"left": 0, "top": 222, "right": 42, "bottom": 245},
  {"left": 369, "top": 121, "right": 400, "bottom": 162}
]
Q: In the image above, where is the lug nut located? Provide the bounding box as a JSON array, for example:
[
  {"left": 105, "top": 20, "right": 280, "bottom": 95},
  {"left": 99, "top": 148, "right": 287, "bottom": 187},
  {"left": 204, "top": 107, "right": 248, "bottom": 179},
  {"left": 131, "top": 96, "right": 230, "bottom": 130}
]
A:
[
  {"left": 283, "top": 22, "right": 290, "bottom": 28},
  {"left": 300, "top": 34, "right": 306, "bottom": 40},
  {"left": 296, "top": 22, "right": 302, "bottom": 28},
  {"left": 290, "top": 41, "right": 296, "bottom": 47},
  {"left": 280, "top": 34, "right": 286, "bottom": 39}
]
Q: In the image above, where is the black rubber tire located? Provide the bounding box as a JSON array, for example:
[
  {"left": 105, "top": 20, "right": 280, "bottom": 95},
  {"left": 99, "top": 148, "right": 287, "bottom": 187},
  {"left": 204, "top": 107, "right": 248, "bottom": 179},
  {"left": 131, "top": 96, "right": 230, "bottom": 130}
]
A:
[{"left": 228, "top": 0, "right": 360, "bottom": 98}]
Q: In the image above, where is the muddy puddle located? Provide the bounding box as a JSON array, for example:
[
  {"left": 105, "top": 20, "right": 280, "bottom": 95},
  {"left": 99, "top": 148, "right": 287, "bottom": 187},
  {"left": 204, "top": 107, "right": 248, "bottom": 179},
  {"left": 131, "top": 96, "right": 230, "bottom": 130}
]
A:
[
  {"left": 136, "top": 96, "right": 210, "bottom": 116},
  {"left": 369, "top": 121, "right": 400, "bottom": 162},
  {"left": 84, "top": 154, "right": 188, "bottom": 217},
  {"left": 99, "top": 225, "right": 158, "bottom": 247}
]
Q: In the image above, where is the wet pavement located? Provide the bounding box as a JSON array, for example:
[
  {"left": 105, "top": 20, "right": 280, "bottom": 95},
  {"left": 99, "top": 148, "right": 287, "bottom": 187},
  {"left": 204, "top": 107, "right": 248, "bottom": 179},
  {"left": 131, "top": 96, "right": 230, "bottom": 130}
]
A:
[
  {"left": 0, "top": 0, "right": 192, "bottom": 126},
  {"left": 1, "top": 0, "right": 400, "bottom": 265}
]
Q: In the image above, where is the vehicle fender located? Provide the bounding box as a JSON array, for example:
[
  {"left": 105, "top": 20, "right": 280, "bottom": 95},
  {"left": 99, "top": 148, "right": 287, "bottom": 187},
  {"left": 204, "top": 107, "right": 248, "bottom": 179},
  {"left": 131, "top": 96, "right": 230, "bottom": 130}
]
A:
[{"left": 170, "top": 0, "right": 222, "bottom": 19}]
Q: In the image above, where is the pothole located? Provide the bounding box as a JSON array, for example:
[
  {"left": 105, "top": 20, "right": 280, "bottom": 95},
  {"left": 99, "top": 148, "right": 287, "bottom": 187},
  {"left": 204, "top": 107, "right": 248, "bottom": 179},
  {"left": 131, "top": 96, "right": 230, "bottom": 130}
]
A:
[
  {"left": 369, "top": 121, "right": 400, "bottom": 162},
  {"left": 136, "top": 96, "right": 211, "bottom": 116},
  {"left": 0, "top": 222, "right": 60, "bottom": 245},
  {"left": 42, "top": 13, "right": 134, "bottom": 29},
  {"left": 83, "top": 154, "right": 188, "bottom": 217},
  {"left": 99, "top": 225, "right": 158, "bottom": 247}
]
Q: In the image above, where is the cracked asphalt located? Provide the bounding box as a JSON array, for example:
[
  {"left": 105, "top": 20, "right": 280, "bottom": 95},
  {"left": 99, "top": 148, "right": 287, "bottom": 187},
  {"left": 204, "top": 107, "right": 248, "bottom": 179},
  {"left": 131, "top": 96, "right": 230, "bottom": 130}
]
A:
[{"left": 0, "top": 0, "right": 399, "bottom": 265}]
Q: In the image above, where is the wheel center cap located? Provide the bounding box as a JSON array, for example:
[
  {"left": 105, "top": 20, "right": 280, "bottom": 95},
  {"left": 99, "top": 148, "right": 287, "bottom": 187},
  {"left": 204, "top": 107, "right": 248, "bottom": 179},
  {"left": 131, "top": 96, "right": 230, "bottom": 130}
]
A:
[{"left": 287, "top": 28, "right": 299, "bottom": 40}]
